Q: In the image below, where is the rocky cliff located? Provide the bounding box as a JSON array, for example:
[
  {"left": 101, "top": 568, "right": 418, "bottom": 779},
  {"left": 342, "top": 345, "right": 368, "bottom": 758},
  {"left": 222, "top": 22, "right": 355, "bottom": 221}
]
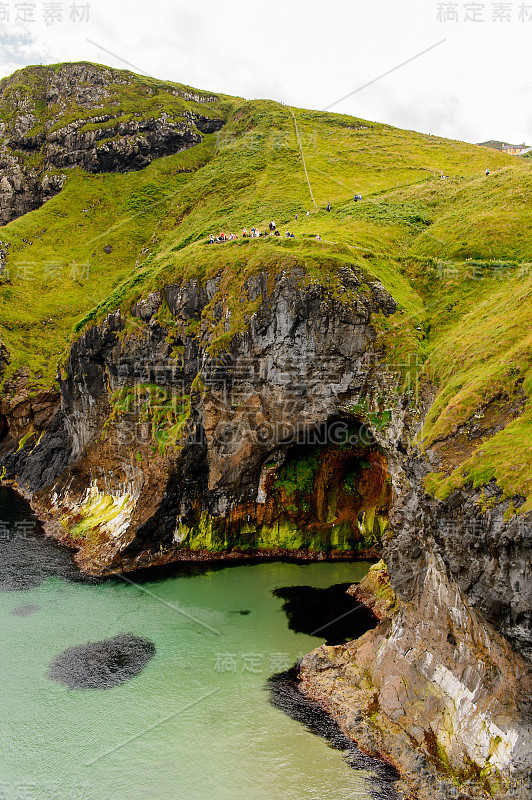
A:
[
  {"left": 300, "top": 496, "right": 532, "bottom": 800},
  {"left": 4, "top": 259, "right": 530, "bottom": 799},
  {"left": 297, "top": 366, "right": 531, "bottom": 800},
  {"left": 0, "top": 62, "right": 530, "bottom": 800},
  {"left": 4, "top": 265, "right": 402, "bottom": 571},
  {"left": 0, "top": 62, "right": 226, "bottom": 224}
]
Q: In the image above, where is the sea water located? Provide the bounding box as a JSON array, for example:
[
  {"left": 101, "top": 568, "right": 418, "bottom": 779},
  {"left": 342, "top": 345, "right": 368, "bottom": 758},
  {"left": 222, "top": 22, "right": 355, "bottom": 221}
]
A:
[{"left": 0, "top": 486, "right": 387, "bottom": 800}]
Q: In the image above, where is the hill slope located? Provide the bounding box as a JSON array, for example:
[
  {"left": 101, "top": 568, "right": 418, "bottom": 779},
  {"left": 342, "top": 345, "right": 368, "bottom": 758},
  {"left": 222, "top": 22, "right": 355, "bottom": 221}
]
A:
[{"left": 0, "top": 63, "right": 529, "bottom": 510}]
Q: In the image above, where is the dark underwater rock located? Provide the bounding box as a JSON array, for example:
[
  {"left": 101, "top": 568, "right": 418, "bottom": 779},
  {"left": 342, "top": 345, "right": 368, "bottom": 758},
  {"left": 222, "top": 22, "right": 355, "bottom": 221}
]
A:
[
  {"left": 10, "top": 603, "right": 40, "bottom": 616},
  {"left": 49, "top": 632, "right": 155, "bottom": 690}
]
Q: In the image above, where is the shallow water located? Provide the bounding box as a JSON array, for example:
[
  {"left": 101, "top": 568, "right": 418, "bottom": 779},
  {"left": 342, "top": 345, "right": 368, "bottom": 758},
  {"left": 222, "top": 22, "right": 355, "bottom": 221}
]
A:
[{"left": 0, "top": 486, "right": 391, "bottom": 800}]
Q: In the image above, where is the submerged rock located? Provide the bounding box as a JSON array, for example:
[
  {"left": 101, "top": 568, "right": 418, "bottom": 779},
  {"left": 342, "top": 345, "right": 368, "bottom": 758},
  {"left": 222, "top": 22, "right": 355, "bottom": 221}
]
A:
[
  {"left": 0, "top": 486, "right": 82, "bottom": 591},
  {"left": 268, "top": 667, "right": 399, "bottom": 800},
  {"left": 10, "top": 603, "right": 40, "bottom": 616},
  {"left": 273, "top": 582, "right": 378, "bottom": 645},
  {"left": 49, "top": 633, "right": 155, "bottom": 690}
]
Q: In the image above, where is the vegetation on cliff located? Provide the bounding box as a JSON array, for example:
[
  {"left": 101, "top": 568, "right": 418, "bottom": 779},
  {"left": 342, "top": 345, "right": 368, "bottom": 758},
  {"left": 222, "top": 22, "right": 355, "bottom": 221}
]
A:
[{"left": 0, "top": 61, "right": 531, "bottom": 514}]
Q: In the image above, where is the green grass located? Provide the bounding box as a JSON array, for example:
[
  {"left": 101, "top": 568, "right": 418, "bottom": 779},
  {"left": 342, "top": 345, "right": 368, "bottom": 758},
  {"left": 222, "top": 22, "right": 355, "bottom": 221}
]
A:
[
  {"left": 1, "top": 62, "right": 532, "bottom": 510},
  {"left": 425, "top": 397, "right": 532, "bottom": 513}
]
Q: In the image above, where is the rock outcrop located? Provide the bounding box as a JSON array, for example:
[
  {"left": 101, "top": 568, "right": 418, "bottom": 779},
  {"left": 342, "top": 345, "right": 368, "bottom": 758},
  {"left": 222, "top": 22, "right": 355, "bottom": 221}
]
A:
[
  {"left": 299, "top": 552, "right": 532, "bottom": 800},
  {"left": 296, "top": 397, "right": 531, "bottom": 799},
  {"left": 0, "top": 62, "right": 226, "bottom": 224},
  {"left": 4, "top": 266, "right": 404, "bottom": 571}
]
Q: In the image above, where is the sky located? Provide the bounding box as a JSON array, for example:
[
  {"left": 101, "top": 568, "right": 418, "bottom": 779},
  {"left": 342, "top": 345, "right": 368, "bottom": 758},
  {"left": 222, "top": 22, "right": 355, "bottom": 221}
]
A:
[{"left": 0, "top": 0, "right": 530, "bottom": 145}]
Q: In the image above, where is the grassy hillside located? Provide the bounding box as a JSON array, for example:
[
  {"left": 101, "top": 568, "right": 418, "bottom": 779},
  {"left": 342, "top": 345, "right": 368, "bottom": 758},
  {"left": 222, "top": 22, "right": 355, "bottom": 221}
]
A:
[{"left": 0, "top": 62, "right": 531, "bottom": 510}]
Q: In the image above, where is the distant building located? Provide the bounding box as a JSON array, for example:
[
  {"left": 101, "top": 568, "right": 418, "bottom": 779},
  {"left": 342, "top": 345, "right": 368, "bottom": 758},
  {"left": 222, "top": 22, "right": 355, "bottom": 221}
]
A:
[
  {"left": 478, "top": 140, "right": 531, "bottom": 155},
  {"left": 502, "top": 142, "right": 530, "bottom": 155}
]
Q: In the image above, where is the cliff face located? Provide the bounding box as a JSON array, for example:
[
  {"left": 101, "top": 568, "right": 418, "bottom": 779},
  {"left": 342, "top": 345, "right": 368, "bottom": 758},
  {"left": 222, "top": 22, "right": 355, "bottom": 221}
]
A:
[
  {"left": 300, "top": 481, "right": 532, "bottom": 800},
  {"left": 5, "top": 266, "right": 402, "bottom": 572},
  {"left": 299, "top": 558, "right": 531, "bottom": 800},
  {"left": 4, "top": 265, "right": 530, "bottom": 798},
  {"left": 297, "top": 385, "right": 531, "bottom": 799},
  {"left": 0, "top": 63, "right": 226, "bottom": 224}
]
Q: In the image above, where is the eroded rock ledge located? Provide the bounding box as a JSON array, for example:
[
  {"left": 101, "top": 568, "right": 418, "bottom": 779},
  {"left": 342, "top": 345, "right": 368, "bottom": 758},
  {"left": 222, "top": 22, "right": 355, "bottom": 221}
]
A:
[
  {"left": 0, "top": 63, "right": 226, "bottom": 224},
  {"left": 299, "top": 559, "right": 531, "bottom": 800}
]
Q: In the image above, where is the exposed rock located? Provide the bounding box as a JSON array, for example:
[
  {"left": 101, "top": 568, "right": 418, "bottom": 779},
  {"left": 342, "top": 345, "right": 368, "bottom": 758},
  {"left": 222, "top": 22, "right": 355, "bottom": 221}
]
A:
[
  {"left": 0, "top": 368, "right": 59, "bottom": 460},
  {"left": 4, "top": 268, "right": 404, "bottom": 576},
  {"left": 390, "top": 458, "right": 532, "bottom": 662},
  {"left": 299, "top": 557, "right": 532, "bottom": 800},
  {"left": 0, "top": 63, "right": 227, "bottom": 224},
  {"left": 348, "top": 559, "right": 397, "bottom": 620}
]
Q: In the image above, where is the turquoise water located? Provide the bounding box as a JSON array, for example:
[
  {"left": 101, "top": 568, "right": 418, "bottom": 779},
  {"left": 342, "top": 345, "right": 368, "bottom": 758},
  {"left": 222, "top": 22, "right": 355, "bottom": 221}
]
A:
[{"left": 0, "top": 488, "right": 380, "bottom": 800}]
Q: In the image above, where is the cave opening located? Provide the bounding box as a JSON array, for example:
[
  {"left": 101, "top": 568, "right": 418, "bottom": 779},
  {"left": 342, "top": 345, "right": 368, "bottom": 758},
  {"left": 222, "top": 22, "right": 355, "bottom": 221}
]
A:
[{"left": 260, "top": 417, "right": 392, "bottom": 551}]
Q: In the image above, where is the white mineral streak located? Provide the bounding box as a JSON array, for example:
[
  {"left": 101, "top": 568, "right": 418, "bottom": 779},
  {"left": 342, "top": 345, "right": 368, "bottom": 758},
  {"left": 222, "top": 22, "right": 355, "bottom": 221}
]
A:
[
  {"left": 432, "top": 663, "right": 518, "bottom": 769},
  {"left": 381, "top": 558, "right": 521, "bottom": 773}
]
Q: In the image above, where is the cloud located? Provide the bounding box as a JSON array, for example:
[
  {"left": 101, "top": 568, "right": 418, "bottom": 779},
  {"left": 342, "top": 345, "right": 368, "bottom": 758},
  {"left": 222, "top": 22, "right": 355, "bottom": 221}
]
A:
[
  {"left": 0, "top": 0, "right": 528, "bottom": 145},
  {"left": 0, "top": 30, "right": 51, "bottom": 67}
]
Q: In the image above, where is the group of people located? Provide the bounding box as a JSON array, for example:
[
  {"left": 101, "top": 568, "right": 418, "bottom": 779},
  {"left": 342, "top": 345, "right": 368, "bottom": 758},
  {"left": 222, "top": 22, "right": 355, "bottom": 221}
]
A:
[
  {"left": 243, "top": 221, "right": 282, "bottom": 237},
  {"left": 208, "top": 232, "right": 238, "bottom": 243},
  {"left": 208, "top": 220, "right": 299, "bottom": 244},
  {"left": 242, "top": 222, "right": 283, "bottom": 238},
  {"left": 206, "top": 198, "right": 366, "bottom": 246}
]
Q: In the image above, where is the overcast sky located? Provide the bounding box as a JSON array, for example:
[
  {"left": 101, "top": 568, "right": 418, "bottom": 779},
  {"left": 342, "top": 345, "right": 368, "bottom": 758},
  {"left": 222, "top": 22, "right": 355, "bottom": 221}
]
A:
[{"left": 0, "top": 0, "right": 530, "bottom": 145}]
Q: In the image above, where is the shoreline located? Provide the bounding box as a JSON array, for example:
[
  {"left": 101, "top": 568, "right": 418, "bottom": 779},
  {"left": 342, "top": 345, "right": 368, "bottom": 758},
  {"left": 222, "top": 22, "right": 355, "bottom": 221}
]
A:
[
  {"left": 5, "top": 480, "right": 382, "bottom": 575},
  {"left": 268, "top": 666, "right": 401, "bottom": 800}
]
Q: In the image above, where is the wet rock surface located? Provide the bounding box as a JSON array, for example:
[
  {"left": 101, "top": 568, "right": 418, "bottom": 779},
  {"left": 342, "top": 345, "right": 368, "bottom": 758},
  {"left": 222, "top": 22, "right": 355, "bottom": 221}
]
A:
[
  {"left": 268, "top": 667, "right": 399, "bottom": 800},
  {"left": 49, "top": 633, "right": 155, "bottom": 690}
]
